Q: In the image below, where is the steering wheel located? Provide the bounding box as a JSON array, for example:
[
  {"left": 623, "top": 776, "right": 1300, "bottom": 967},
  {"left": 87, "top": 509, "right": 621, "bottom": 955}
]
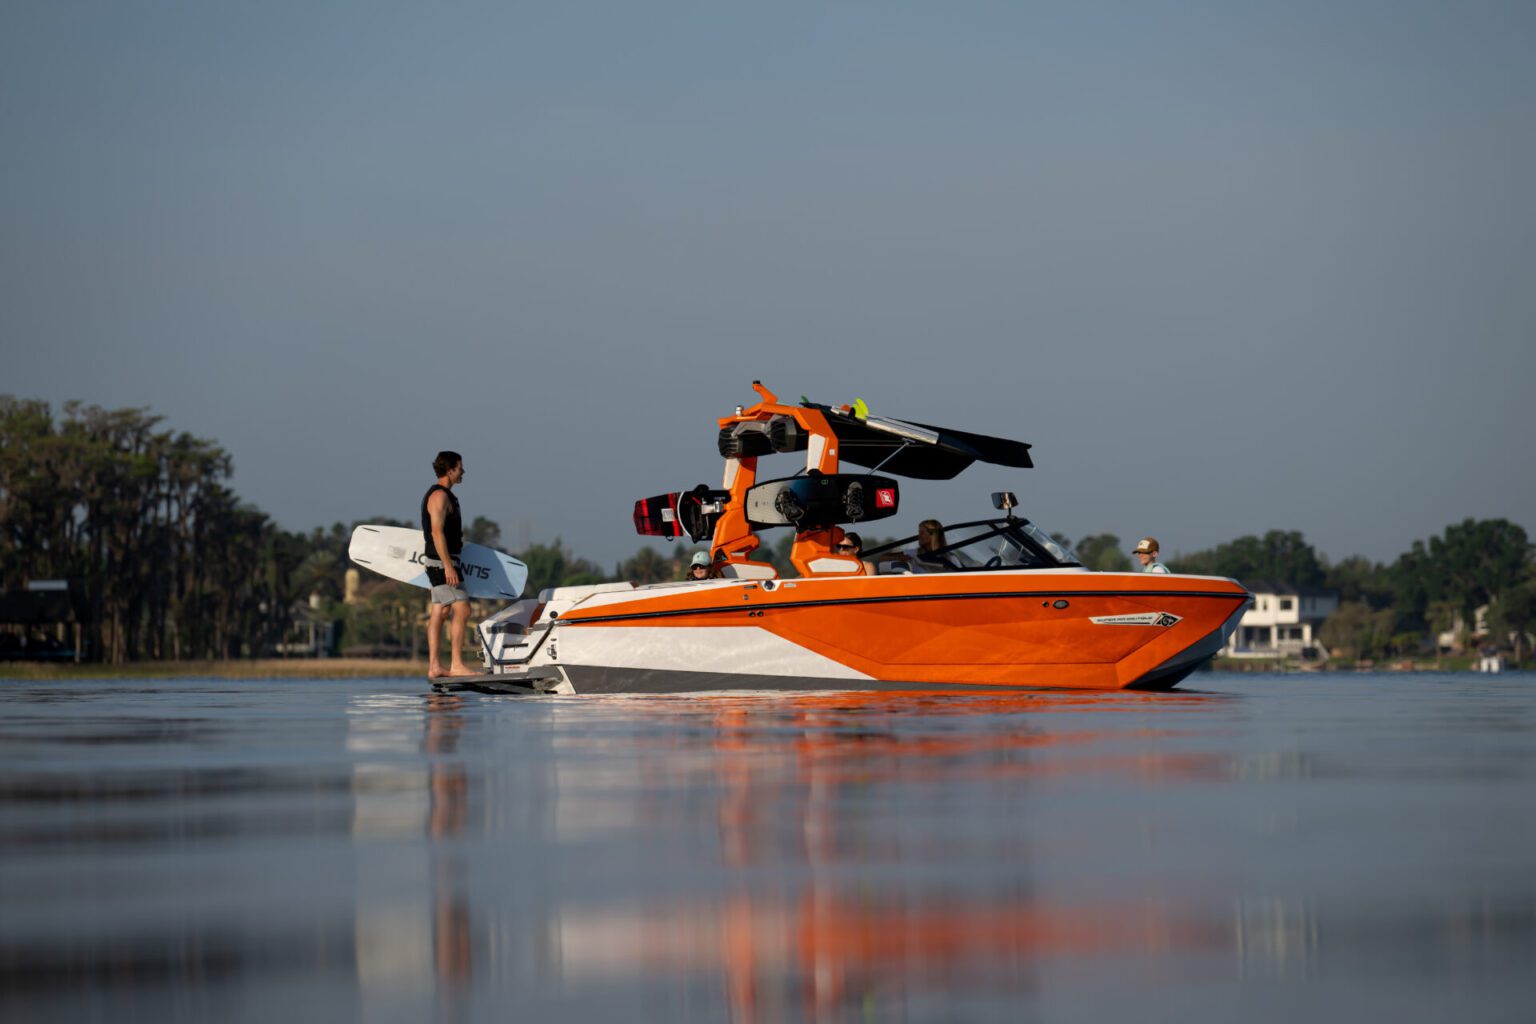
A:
[{"left": 983, "top": 556, "right": 1003, "bottom": 568}]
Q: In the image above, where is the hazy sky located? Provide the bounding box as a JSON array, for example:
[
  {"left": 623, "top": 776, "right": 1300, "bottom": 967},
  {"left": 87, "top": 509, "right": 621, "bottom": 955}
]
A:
[{"left": 3, "top": 0, "right": 1532, "bottom": 569}]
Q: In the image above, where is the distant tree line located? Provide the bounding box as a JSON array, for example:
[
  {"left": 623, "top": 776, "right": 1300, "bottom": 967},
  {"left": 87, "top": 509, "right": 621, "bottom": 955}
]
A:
[
  {"left": 1, "top": 398, "right": 296, "bottom": 662},
  {"left": 1158, "top": 524, "right": 1536, "bottom": 664},
  {"left": 4, "top": 397, "right": 1532, "bottom": 664},
  {"left": 0, "top": 397, "right": 711, "bottom": 661}
]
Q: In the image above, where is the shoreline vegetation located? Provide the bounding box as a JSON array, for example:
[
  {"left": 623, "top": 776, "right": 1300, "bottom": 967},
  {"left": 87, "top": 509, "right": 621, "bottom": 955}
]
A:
[
  {"left": 0, "top": 658, "right": 427, "bottom": 681},
  {"left": 3, "top": 397, "right": 1533, "bottom": 669}
]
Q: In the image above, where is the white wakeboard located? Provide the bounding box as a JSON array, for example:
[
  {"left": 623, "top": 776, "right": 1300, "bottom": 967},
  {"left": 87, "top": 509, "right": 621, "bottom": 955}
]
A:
[{"left": 348, "top": 525, "right": 527, "bottom": 601}]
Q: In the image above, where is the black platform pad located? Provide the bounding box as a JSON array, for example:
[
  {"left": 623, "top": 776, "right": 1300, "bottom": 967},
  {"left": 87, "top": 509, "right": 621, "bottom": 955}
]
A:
[{"left": 430, "top": 675, "right": 545, "bottom": 696}]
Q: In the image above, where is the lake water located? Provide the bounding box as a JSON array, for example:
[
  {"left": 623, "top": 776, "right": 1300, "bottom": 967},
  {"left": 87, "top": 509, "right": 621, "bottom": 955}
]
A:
[{"left": 2, "top": 672, "right": 1533, "bottom": 1023}]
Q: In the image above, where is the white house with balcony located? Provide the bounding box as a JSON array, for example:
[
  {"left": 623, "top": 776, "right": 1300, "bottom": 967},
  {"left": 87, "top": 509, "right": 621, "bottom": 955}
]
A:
[{"left": 1225, "top": 580, "right": 1339, "bottom": 659}]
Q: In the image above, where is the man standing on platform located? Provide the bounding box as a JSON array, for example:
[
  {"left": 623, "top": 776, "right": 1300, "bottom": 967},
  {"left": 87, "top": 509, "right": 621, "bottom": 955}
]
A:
[{"left": 423, "top": 451, "right": 476, "bottom": 678}]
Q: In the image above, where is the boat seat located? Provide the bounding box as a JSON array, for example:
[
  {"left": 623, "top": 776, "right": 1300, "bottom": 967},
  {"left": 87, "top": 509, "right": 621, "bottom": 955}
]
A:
[
  {"left": 912, "top": 552, "right": 960, "bottom": 572},
  {"left": 718, "top": 561, "right": 778, "bottom": 581},
  {"left": 804, "top": 555, "right": 863, "bottom": 576}
]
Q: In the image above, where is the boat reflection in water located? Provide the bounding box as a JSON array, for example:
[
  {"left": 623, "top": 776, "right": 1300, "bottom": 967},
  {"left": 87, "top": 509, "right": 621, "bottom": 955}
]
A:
[{"left": 396, "top": 687, "right": 1235, "bottom": 1020}]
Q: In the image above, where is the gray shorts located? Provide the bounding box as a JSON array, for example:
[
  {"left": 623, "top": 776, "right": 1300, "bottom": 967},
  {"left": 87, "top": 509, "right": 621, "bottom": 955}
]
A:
[
  {"left": 425, "top": 558, "right": 469, "bottom": 605},
  {"left": 431, "top": 583, "right": 469, "bottom": 606}
]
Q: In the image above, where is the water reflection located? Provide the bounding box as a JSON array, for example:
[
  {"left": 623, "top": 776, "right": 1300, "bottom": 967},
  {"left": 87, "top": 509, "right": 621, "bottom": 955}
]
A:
[
  {"left": 401, "top": 689, "right": 1241, "bottom": 1021},
  {"left": 2, "top": 676, "right": 1533, "bottom": 1022}
]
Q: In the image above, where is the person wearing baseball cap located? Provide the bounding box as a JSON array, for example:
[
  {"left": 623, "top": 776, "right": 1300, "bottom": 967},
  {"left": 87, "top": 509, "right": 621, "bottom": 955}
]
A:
[
  {"left": 1133, "top": 537, "right": 1170, "bottom": 574},
  {"left": 687, "top": 551, "right": 713, "bottom": 580}
]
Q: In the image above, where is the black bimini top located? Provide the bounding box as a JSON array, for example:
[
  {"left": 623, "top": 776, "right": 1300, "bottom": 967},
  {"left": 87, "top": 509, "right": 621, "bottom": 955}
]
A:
[{"left": 803, "top": 401, "right": 1034, "bottom": 480}]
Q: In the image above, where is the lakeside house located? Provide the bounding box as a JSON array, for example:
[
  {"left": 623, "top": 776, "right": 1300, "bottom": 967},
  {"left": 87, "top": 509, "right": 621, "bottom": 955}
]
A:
[
  {"left": 1436, "top": 605, "right": 1490, "bottom": 654},
  {"left": 1224, "top": 580, "right": 1339, "bottom": 659},
  {"left": 275, "top": 592, "right": 337, "bottom": 657},
  {"left": 0, "top": 580, "right": 87, "bottom": 663}
]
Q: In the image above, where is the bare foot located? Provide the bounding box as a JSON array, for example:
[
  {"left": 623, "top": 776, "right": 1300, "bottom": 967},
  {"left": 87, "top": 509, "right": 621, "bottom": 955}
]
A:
[
  {"left": 448, "top": 666, "right": 481, "bottom": 678},
  {"left": 427, "top": 666, "right": 448, "bottom": 679}
]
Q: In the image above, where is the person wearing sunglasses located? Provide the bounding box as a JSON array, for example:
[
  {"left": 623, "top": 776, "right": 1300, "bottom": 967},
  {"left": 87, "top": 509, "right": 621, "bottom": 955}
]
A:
[
  {"left": 833, "top": 532, "right": 877, "bottom": 575},
  {"left": 686, "top": 550, "right": 713, "bottom": 581}
]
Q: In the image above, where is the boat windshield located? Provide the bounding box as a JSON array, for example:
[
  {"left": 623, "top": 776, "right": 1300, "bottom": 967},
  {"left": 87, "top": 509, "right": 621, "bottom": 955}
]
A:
[
  {"left": 1017, "top": 520, "right": 1080, "bottom": 565},
  {"left": 865, "top": 519, "right": 1082, "bottom": 572}
]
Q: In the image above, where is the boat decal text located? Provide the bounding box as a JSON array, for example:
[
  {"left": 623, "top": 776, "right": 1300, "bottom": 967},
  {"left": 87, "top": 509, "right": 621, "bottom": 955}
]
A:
[
  {"left": 405, "top": 550, "right": 492, "bottom": 580},
  {"left": 1090, "top": 612, "right": 1181, "bottom": 627}
]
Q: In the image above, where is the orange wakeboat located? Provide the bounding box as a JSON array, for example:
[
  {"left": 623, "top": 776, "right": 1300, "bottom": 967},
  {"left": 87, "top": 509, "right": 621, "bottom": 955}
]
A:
[{"left": 451, "top": 383, "right": 1250, "bottom": 695}]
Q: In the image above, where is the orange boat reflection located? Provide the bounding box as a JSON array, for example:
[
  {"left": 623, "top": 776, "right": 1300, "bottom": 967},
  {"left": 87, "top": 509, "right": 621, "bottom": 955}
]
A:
[{"left": 413, "top": 688, "right": 1230, "bottom": 1019}]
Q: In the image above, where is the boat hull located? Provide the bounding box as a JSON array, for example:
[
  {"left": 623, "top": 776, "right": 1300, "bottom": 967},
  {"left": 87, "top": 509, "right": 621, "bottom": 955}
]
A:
[{"left": 529, "top": 572, "right": 1250, "bottom": 693}]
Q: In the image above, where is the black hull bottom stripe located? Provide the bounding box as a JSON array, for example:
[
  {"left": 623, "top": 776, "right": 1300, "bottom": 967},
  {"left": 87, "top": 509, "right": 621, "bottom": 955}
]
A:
[
  {"left": 560, "top": 589, "right": 1249, "bottom": 626},
  {"left": 558, "top": 666, "right": 1189, "bottom": 695}
]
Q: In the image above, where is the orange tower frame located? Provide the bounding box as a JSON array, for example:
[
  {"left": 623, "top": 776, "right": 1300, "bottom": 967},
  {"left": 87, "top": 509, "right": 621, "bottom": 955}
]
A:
[{"left": 710, "top": 382, "right": 863, "bottom": 578}]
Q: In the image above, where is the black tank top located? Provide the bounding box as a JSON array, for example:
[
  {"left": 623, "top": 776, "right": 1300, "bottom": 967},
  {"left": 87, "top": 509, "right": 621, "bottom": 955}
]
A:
[{"left": 421, "top": 484, "right": 463, "bottom": 559}]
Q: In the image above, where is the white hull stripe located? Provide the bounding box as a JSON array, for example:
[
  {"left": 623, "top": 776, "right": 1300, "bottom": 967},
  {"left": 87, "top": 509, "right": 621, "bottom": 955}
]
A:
[{"left": 549, "top": 626, "right": 872, "bottom": 680}]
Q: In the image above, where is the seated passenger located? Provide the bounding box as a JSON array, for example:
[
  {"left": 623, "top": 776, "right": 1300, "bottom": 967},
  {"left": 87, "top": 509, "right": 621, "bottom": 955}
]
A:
[
  {"left": 915, "top": 519, "right": 956, "bottom": 570},
  {"left": 834, "top": 532, "right": 877, "bottom": 576},
  {"left": 893, "top": 519, "right": 958, "bottom": 572},
  {"left": 686, "top": 550, "right": 713, "bottom": 581}
]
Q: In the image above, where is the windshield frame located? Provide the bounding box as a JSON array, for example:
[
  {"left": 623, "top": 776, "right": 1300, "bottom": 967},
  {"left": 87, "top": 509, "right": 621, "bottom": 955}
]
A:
[{"left": 861, "top": 518, "right": 1084, "bottom": 571}]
